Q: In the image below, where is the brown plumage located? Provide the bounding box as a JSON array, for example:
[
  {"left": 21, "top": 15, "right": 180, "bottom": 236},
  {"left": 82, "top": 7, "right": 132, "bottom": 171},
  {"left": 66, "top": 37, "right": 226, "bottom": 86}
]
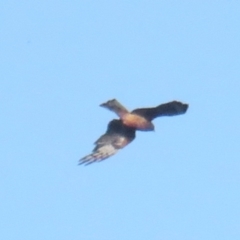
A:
[{"left": 79, "top": 99, "right": 188, "bottom": 165}]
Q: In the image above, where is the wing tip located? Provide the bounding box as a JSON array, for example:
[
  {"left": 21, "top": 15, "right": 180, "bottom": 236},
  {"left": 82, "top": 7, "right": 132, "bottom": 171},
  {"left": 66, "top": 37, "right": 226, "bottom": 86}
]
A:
[
  {"left": 182, "top": 103, "right": 189, "bottom": 113},
  {"left": 171, "top": 101, "right": 189, "bottom": 114},
  {"left": 79, "top": 147, "right": 117, "bottom": 166}
]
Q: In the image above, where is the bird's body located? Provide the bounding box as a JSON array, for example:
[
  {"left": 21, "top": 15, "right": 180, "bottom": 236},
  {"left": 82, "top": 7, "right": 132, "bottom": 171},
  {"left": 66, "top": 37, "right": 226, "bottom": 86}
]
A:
[
  {"left": 122, "top": 113, "right": 154, "bottom": 131},
  {"left": 79, "top": 99, "right": 188, "bottom": 165}
]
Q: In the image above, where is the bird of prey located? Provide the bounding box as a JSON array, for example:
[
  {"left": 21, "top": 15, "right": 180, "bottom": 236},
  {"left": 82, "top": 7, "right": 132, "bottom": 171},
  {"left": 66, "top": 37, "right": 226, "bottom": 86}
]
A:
[{"left": 79, "top": 99, "right": 188, "bottom": 165}]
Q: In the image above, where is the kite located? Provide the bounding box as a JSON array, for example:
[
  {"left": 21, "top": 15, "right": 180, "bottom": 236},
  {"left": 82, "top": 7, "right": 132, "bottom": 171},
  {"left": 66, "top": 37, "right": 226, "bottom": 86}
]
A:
[{"left": 79, "top": 99, "right": 188, "bottom": 165}]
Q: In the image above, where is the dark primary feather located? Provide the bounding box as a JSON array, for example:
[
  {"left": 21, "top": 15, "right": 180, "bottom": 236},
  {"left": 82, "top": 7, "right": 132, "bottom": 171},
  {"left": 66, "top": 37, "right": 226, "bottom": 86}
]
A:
[
  {"left": 131, "top": 101, "right": 188, "bottom": 121},
  {"left": 79, "top": 119, "right": 136, "bottom": 165}
]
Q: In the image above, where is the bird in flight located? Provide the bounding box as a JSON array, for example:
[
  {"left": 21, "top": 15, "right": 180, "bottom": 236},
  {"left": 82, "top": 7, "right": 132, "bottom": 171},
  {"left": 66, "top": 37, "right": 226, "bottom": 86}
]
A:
[{"left": 79, "top": 99, "right": 188, "bottom": 165}]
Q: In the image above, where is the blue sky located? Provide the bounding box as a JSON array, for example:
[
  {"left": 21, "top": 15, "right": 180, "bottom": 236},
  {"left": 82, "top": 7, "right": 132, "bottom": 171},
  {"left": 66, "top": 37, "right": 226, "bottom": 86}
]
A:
[{"left": 1, "top": 1, "right": 240, "bottom": 239}]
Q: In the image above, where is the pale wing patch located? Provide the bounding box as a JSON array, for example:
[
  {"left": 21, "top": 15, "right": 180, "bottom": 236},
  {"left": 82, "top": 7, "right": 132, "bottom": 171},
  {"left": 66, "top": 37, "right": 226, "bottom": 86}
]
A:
[
  {"left": 79, "top": 145, "right": 118, "bottom": 165},
  {"left": 79, "top": 119, "right": 136, "bottom": 165}
]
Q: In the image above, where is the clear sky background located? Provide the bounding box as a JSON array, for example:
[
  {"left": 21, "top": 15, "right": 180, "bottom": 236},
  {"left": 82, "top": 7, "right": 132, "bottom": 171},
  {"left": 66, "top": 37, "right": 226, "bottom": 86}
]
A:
[{"left": 1, "top": 1, "right": 240, "bottom": 240}]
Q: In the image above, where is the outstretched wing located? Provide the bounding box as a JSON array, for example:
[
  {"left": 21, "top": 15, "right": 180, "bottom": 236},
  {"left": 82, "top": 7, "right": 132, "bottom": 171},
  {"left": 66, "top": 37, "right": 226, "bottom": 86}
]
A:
[
  {"left": 132, "top": 101, "right": 188, "bottom": 121},
  {"left": 79, "top": 119, "right": 136, "bottom": 165}
]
